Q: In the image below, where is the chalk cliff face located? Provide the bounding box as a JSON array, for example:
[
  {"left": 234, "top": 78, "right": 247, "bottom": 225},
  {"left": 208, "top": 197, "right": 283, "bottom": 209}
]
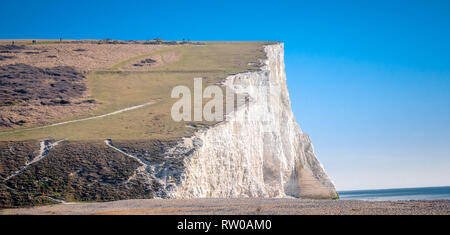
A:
[
  {"left": 0, "top": 42, "right": 337, "bottom": 208},
  {"left": 169, "top": 43, "right": 337, "bottom": 199}
]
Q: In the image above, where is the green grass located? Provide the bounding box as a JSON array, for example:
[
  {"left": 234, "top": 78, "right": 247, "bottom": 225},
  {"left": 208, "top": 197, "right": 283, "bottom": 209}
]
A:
[{"left": 0, "top": 41, "right": 271, "bottom": 141}]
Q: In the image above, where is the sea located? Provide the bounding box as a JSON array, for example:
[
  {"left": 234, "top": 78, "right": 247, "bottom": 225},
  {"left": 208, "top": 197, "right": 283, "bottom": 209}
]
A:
[{"left": 338, "top": 186, "right": 450, "bottom": 201}]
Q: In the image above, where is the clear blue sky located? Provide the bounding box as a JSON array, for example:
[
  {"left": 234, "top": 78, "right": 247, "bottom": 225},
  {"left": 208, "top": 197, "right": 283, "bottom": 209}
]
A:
[{"left": 1, "top": 0, "right": 449, "bottom": 190}]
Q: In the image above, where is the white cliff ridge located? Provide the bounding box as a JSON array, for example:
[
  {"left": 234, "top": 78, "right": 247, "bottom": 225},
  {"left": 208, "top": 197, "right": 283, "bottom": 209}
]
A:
[{"left": 171, "top": 43, "right": 337, "bottom": 199}]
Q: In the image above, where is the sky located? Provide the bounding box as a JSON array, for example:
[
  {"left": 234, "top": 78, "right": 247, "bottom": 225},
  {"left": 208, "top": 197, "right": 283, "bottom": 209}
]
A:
[{"left": 1, "top": 0, "right": 449, "bottom": 190}]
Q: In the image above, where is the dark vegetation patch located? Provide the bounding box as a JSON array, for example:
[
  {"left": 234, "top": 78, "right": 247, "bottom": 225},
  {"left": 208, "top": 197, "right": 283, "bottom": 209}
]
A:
[
  {"left": 75, "top": 99, "right": 97, "bottom": 104},
  {"left": 0, "top": 141, "right": 163, "bottom": 208},
  {"left": 141, "top": 39, "right": 178, "bottom": 45},
  {"left": 39, "top": 99, "right": 71, "bottom": 106},
  {"left": 133, "top": 58, "right": 156, "bottom": 67},
  {"left": 0, "top": 141, "right": 56, "bottom": 208},
  {"left": 47, "top": 55, "right": 57, "bottom": 58},
  {"left": 0, "top": 141, "right": 38, "bottom": 179},
  {"left": 73, "top": 48, "right": 87, "bottom": 52},
  {"left": 141, "top": 58, "right": 156, "bottom": 64},
  {"left": 0, "top": 45, "right": 27, "bottom": 51},
  {"left": 23, "top": 51, "right": 40, "bottom": 55},
  {"left": 0, "top": 55, "right": 15, "bottom": 61},
  {"left": 0, "top": 184, "right": 58, "bottom": 208},
  {"left": 0, "top": 63, "right": 86, "bottom": 107},
  {"left": 179, "top": 41, "right": 206, "bottom": 45},
  {"left": 97, "top": 39, "right": 127, "bottom": 44},
  {"left": 0, "top": 45, "right": 41, "bottom": 57},
  {"left": 111, "top": 139, "right": 182, "bottom": 165},
  {"left": 111, "top": 139, "right": 192, "bottom": 194}
]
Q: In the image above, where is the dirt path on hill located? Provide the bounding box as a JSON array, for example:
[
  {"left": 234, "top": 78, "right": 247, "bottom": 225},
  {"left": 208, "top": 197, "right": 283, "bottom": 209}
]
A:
[
  {"left": 5, "top": 139, "right": 64, "bottom": 180},
  {"left": 43, "top": 196, "right": 70, "bottom": 204},
  {"left": 104, "top": 139, "right": 165, "bottom": 191},
  {"left": 1, "top": 100, "right": 158, "bottom": 134}
]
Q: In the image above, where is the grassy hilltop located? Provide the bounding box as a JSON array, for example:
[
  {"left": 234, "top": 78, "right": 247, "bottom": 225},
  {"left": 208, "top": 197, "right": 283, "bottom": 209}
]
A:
[{"left": 0, "top": 40, "right": 269, "bottom": 141}]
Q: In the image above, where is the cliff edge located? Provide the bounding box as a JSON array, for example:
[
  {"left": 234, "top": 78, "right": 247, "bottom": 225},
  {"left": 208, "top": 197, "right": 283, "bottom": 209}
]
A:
[{"left": 172, "top": 43, "right": 337, "bottom": 199}]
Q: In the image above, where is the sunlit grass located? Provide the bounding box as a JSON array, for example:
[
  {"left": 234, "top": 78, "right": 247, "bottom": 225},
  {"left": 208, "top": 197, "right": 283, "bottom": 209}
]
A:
[{"left": 0, "top": 41, "right": 271, "bottom": 141}]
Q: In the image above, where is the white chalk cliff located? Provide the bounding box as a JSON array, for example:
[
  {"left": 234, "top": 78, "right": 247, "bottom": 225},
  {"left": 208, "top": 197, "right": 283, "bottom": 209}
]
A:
[{"left": 164, "top": 43, "right": 337, "bottom": 199}]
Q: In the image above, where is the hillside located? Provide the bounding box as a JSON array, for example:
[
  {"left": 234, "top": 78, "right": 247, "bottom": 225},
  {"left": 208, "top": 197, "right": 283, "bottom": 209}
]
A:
[
  {"left": 0, "top": 40, "right": 267, "bottom": 140},
  {"left": 0, "top": 39, "right": 337, "bottom": 208}
]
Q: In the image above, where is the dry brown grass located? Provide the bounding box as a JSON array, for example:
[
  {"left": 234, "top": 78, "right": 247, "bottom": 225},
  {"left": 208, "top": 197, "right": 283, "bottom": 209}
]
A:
[
  {"left": 0, "top": 42, "right": 173, "bottom": 72},
  {"left": 0, "top": 99, "right": 97, "bottom": 128},
  {"left": 0, "top": 41, "right": 180, "bottom": 129}
]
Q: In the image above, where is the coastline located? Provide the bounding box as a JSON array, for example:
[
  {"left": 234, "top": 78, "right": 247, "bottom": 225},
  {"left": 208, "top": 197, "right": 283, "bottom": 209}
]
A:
[
  {"left": 1, "top": 198, "right": 448, "bottom": 215},
  {"left": 338, "top": 186, "right": 450, "bottom": 201}
]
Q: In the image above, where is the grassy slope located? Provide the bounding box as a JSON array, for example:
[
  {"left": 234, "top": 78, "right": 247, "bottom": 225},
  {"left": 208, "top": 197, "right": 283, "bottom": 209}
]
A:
[{"left": 0, "top": 41, "right": 269, "bottom": 141}]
